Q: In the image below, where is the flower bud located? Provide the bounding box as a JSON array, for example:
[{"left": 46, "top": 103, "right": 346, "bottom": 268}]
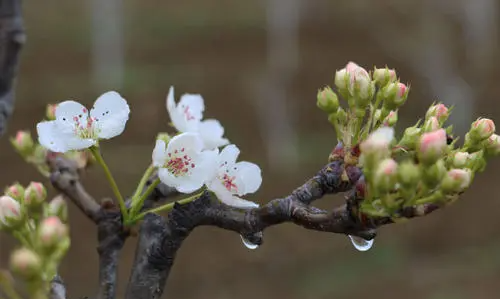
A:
[
  {"left": 382, "top": 110, "right": 398, "bottom": 127},
  {"left": 10, "top": 248, "right": 41, "bottom": 279},
  {"left": 422, "top": 116, "right": 440, "bottom": 133},
  {"left": 441, "top": 169, "right": 472, "bottom": 194},
  {"left": 347, "top": 65, "right": 374, "bottom": 107},
  {"left": 451, "top": 152, "right": 470, "bottom": 168},
  {"left": 47, "top": 196, "right": 68, "bottom": 222},
  {"left": 422, "top": 159, "right": 447, "bottom": 189},
  {"left": 467, "top": 150, "right": 487, "bottom": 172},
  {"left": 39, "top": 216, "right": 68, "bottom": 249},
  {"left": 360, "top": 127, "right": 394, "bottom": 159},
  {"left": 0, "top": 196, "right": 22, "bottom": 228},
  {"left": 10, "top": 130, "right": 34, "bottom": 156},
  {"left": 373, "top": 158, "right": 398, "bottom": 192},
  {"left": 373, "top": 67, "right": 396, "bottom": 87},
  {"left": 335, "top": 107, "right": 347, "bottom": 124},
  {"left": 4, "top": 182, "right": 24, "bottom": 201},
  {"left": 316, "top": 86, "right": 339, "bottom": 113},
  {"left": 46, "top": 104, "right": 56, "bottom": 120},
  {"left": 469, "top": 118, "right": 495, "bottom": 141},
  {"left": 381, "top": 82, "right": 409, "bottom": 110},
  {"left": 398, "top": 126, "right": 422, "bottom": 150},
  {"left": 397, "top": 161, "right": 420, "bottom": 188},
  {"left": 417, "top": 129, "right": 448, "bottom": 164},
  {"left": 24, "top": 182, "right": 47, "bottom": 207},
  {"left": 334, "top": 67, "right": 349, "bottom": 96},
  {"left": 426, "top": 103, "right": 449, "bottom": 124},
  {"left": 482, "top": 133, "right": 500, "bottom": 157}
]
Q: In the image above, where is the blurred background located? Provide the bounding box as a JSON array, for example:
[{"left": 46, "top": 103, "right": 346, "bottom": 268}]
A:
[{"left": 2, "top": 0, "right": 500, "bottom": 298}]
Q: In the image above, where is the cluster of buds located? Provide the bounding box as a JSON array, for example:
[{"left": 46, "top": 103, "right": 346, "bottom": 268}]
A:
[{"left": 0, "top": 181, "right": 70, "bottom": 296}]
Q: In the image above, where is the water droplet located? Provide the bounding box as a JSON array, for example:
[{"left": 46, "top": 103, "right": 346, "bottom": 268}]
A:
[
  {"left": 240, "top": 234, "right": 259, "bottom": 250},
  {"left": 348, "top": 235, "right": 374, "bottom": 251}
]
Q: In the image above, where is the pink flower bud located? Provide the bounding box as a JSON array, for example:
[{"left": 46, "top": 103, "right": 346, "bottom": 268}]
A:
[
  {"left": 47, "top": 196, "right": 68, "bottom": 222},
  {"left": 24, "top": 182, "right": 47, "bottom": 206},
  {"left": 0, "top": 196, "right": 21, "bottom": 226},
  {"left": 417, "top": 129, "right": 448, "bottom": 164},
  {"left": 422, "top": 116, "right": 440, "bottom": 132},
  {"left": 426, "top": 104, "right": 449, "bottom": 124},
  {"left": 10, "top": 130, "right": 34, "bottom": 155},
  {"left": 46, "top": 104, "right": 56, "bottom": 120},
  {"left": 4, "top": 183, "right": 24, "bottom": 201},
  {"left": 347, "top": 63, "right": 373, "bottom": 104},
  {"left": 360, "top": 127, "right": 394, "bottom": 157},
  {"left": 373, "top": 67, "right": 397, "bottom": 87},
  {"left": 441, "top": 169, "right": 472, "bottom": 194},
  {"left": 452, "top": 152, "right": 470, "bottom": 168},
  {"left": 469, "top": 118, "right": 495, "bottom": 141},
  {"left": 39, "top": 216, "right": 68, "bottom": 248},
  {"left": 316, "top": 86, "right": 339, "bottom": 113},
  {"left": 374, "top": 158, "right": 398, "bottom": 191},
  {"left": 382, "top": 110, "right": 398, "bottom": 127},
  {"left": 10, "top": 248, "right": 41, "bottom": 278},
  {"left": 382, "top": 82, "right": 409, "bottom": 110},
  {"left": 483, "top": 134, "right": 500, "bottom": 156}
]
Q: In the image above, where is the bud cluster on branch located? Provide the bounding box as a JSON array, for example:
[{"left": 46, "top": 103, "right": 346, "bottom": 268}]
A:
[{"left": 3, "top": 61, "right": 499, "bottom": 298}]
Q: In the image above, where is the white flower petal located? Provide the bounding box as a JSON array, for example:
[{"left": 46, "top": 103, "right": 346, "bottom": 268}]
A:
[
  {"left": 91, "top": 91, "right": 130, "bottom": 139},
  {"left": 158, "top": 168, "right": 181, "bottom": 189},
  {"left": 55, "top": 100, "right": 89, "bottom": 135},
  {"left": 218, "top": 144, "right": 240, "bottom": 166},
  {"left": 234, "top": 161, "right": 262, "bottom": 195},
  {"left": 215, "top": 189, "right": 259, "bottom": 209},
  {"left": 166, "top": 86, "right": 176, "bottom": 115},
  {"left": 175, "top": 176, "right": 205, "bottom": 194},
  {"left": 37, "top": 121, "right": 96, "bottom": 152},
  {"left": 166, "top": 132, "right": 204, "bottom": 155},
  {"left": 192, "top": 149, "right": 219, "bottom": 183},
  {"left": 177, "top": 93, "right": 205, "bottom": 121},
  {"left": 198, "top": 119, "right": 230, "bottom": 149},
  {"left": 152, "top": 139, "right": 167, "bottom": 167}
]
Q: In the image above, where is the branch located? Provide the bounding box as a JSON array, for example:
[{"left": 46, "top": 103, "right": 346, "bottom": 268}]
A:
[
  {"left": 49, "top": 275, "right": 66, "bottom": 299},
  {"left": 48, "top": 154, "right": 100, "bottom": 223},
  {"left": 0, "top": 0, "right": 25, "bottom": 136}
]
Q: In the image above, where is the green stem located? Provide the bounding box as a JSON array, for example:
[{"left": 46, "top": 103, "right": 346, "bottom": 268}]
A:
[
  {"left": 132, "top": 165, "right": 155, "bottom": 202},
  {"left": 130, "top": 177, "right": 161, "bottom": 218},
  {"left": 89, "top": 146, "right": 128, "bottom": 219},
  {"left": 133, "top": 190, "right": 204, "bottom": 221}
]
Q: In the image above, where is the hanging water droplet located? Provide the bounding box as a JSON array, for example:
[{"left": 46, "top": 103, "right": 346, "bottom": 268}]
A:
[
  {"left": 348, "top": 235, "right": 374, "bottom": 252},
  {"left": 240, "top": 234, "right": 259, "bottom": 250}
]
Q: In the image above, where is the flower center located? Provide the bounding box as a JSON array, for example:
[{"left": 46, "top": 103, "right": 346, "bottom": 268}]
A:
[
  {"left": 220, "top": 173, "right": 238, "bottom": 193},
  {"left": 183, "top": 106, "right": 195, "bottom": 121},
  {"left": 166, "top": 148, "right": 195, "bottom": 177},
  {"left": 73, "top": 115, "right": 98, "bottom": 139}
]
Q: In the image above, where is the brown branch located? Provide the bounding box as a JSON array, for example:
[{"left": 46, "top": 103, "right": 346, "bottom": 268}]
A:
[
  {"left": 0, "top": 0, "right": 25, "bottom": 136},
  {"left": 48, "top": 154, "right": 100, "bottom": 223}
]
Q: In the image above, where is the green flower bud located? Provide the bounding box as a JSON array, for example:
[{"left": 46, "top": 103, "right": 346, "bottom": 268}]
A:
[
  {"left": 24, "top": 182, "right": 47, "bottom": 207},
  {"left": 316, "top": 86, "right": 339, "bottom": 113},
  {"left": 426, "top": 103, "right": 449, "bottom": 124},
  {"left": 381, "top": 82, "right": 409, "bottom": 110},
  {"left": 397, "top": 161, "right": 420, "bottom": 188},
  {"left": 10, "top": 131, "right": 34, "bottom": 157},
  {"left": 397, "top": 126, "right": 422, "bottom": 150},
  {"left": 4, "top": 182, "right": 24, "bottom": 202},
  {"left": 373, "top": 67, "right": 397, "bottom": 87},
  {"left": 10, "top": 248, "right": 41, "bottom": 279},
  {"left": 422, "top": 159, "right": 447, "bottom": 189},
  {"left": 373, "top": 158, "right": 398, "bottom": 192}
]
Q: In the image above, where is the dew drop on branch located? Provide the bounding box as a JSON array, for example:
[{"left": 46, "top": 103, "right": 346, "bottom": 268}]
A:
[
  {"left": 240, "top": 234, "right": 259, "bottom": 250},
  {"left": 348, "top": 235, "right": 374, "bottom": 251}
]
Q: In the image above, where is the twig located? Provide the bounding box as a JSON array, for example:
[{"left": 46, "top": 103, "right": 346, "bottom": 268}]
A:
[
  {"left": 49, "top": 275, "right": 66, "bottom": 299},
  {"left": 0, "top": 0, "right": 25, "bottom": 136},
  {"left": 47, "top": 154, "right": 100, "bottom": 223}
]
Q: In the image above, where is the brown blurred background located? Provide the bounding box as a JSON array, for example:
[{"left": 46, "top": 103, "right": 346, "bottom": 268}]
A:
[{"left": 2, "top": 0, "right": 500, "bottom": 298}]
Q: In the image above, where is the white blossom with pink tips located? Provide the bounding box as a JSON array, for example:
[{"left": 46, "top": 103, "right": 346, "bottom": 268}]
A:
[
  {"left": 0, "top": 195, "right": 21, "bottom": 226},
  {"left": 166, "top": 86, "right": 229, "bottom": 150},
  {"left": 206, "top": 144, "right": 262, "bottom": 209},
  {"left": 36, "top": 91, "right": 130, "bottom": 153},
  {"left": 152, "top": 133, "right": 218, "bottom": 194}
]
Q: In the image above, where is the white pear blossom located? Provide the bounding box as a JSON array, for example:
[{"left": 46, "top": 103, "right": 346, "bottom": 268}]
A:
[
  {"left": 206, "top": 144, "right": 262, "bottom": 208},
  {"left": 36, "top": 91, "right": 130, "bottom": 153},
  {"left": 152, "top": 132, "right": 218, "bottom": 193},
  {"left": 166, "top": 86, "right": 229, "bottom": 149}
]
